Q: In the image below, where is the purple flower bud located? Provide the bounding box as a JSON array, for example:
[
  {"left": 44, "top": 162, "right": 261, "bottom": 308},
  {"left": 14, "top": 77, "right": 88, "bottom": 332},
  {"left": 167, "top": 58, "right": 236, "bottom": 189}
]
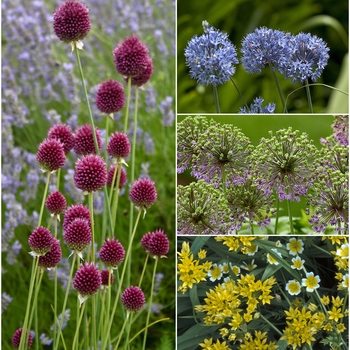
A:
[
  {"left": 121, "top": 286, "right": 145, "bottom": 312},
  {"left": 63, "top": 218, "right": 92, "bottom": 252},
  {"left": 63, "top": 204, "right": 91, "bottom": 232},
  {"left": 107, "top": 165, "right": 127, "bottom": 189},
  {"left": 129, "top": 178, "right": 157, "bottom": 210},
  {"left": 38, "top": 238, "right": 62, "bottom": 269},
  {"left": 95, "top": 80, "right": 125, "bottom": 114},
  {"left": 73, "top": 262, "right": 102, "bottom": 297},
  {"left": 99, "top": 237, "right": 125, "bottom": 269},
  {"left": 36, "top": 138, "right": 66, "bottom": 172},
  {"left": 12, "top": 328, "right": 33, "bottom": 349},
  {"left": 48, "top": 124, "right": 74, "bottom": 154},
  {"left": 28, "top": 227, "right": 54, "bottom": 256},
  {"left": 107, "top": 132, "right": 131, "bottom": 159},
  {"left": 74, "top": 124, "right": 102, "bottom": 156},
  {"left": 46, "top": 191, "right": 67, "bottom": 215},
  {"left": 141, "top": 229, "right": 169, "bottom": 257}
]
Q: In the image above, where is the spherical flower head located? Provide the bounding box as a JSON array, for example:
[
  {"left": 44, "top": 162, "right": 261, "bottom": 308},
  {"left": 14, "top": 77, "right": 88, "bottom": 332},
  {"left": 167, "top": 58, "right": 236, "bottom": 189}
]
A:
[
  {"left": 107, "top": 165, "right": 127, "bottom": 189},
  {"left": 129, "top": 178, "right": 157, "bottom": 211},
  {"left": 63, "top": 204, "right": 91, "bottom": 232},
  {"left": 95, "top": 80, "right": 125, "bottom": 114},
  {"left": 74, "top": 124, "right": 102, "bottom": 156},
  {"left": 38, "top": 238, "right": 62, "bottom": 269},
  {"left": 73, "top": 262, "right": 102, "bottom": 304},
  {"left": 53, "top": 0, "right": 91, "bottom": 43},
  {"left": 113, "top": 35, "right": 150, "bottom": 77},
  {"left": 285, "top": 280, "right": 301, "bottom": 296},
  {"left": 128, "top": 55, "right": 153, "bottom": 86},
  {"left": 121, "top": 286, "right": 145, "bottom": 312},
  {"left": 74, "top": 154, "right": 107, "bottom": 194},
  {"left": 46, "top": 191, "right": 67, "bottom": 216},
  {"left": 101, "top": 269, "right": 115, "bottom": 286},
  {"left": 48, "top": 124, "right": 74, "bottom": 154},
  {"left": 141, "top": 229, "right": 169, "bottom": 257},
  {"left": 64, "top": 218, "right": 92, "bottom": 252},
  {"left": 302, "top": 271, "right": 321, "bottom": 292},
  {"left": 28, "top": 226, "right": 54, "bottom": 257},
  {"left": 107, "top": 132, "right": 131, "bottom": 159},
  {"left": 99, "top": 237, "right": 125, "bottom": 269},
  {"left": 241, "top": 27, "right": 291, "bottom": 74},
  {"left": 12, "top": 328, "right": 33, "bottom": 349},
  {"left": 185, "top": 22, "right": 239, "bottom": 86},
  {"left": 283, "top": 32, "right": 330, "bottom": 83},
  {"left": 140, "top": 232, "right": 154, "bottom": 251},
  {"left": 36, "top": 138, "right": 66, "bottom": 172}
]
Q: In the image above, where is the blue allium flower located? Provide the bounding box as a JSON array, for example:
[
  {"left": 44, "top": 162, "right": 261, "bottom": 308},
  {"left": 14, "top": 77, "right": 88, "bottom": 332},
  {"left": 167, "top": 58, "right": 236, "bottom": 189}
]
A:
[
  {"left": 238, "top": 97, "right": 276, "bottom": 114},
  {"left": 283, "top": 32, "right": 329, "bottom": 83},
  {"left": 184, "top": 21, "right": 239, "bottom": 86},
  {"left": 241, "top": 27, "right": 291, "bottom": 74}
]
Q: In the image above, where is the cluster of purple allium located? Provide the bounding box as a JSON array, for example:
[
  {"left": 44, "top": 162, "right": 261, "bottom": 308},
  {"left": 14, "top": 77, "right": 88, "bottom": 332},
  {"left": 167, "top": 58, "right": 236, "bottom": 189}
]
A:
[
  {"left": 177, "top": 180, "right": 232, "bottom": 235},
  {"left": 321, "top": 115, "right": 349, "bottom": 147},
  {"left": 252, "top": 127, "right": 316, "bottom": 202},
  {"left": 73, "top": 125, "right": 102, "bottom": 155},
  {"left": 238, "top": 97, "right": 276, "bottom": 114},
  {"left": 185, "top": 21, "right": 239, "bottom": 86}
]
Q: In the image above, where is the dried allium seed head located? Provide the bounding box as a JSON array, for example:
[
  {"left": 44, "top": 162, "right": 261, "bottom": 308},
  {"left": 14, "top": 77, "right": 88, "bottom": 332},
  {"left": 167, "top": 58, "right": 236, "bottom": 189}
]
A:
[
  {"left": 95, "top": 80, "right": 125, "bottom": 114},
  {"left": 48, "top": 124, "right": 74, "bottom": 154},
  {"left": 36, "top": 138, "right": 66, "bottom": 172}
]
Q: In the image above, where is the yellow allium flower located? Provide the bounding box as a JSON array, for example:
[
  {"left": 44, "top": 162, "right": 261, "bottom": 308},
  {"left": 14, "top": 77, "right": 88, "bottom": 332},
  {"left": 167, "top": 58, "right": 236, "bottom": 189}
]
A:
[
  {"left": 320, "top": 295, "right": 330, "bottom": 305},
  {"left": 336, "top": 323, "right": 346, "bottom": 333},
  {"left": 328, "top": 306, "right": 344, "bottom": 322},
  {"left": 331, "top": 296, "right": 344, "bottom": 308},
  {"left": 197, "top": 248, "right": 207, "bottom": 260}
]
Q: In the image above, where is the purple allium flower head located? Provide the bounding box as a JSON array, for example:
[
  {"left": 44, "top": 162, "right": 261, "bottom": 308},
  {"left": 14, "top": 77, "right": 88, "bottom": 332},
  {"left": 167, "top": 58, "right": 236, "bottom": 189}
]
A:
[
  {"left": 283, "top": 32, "right": 329, "bottom": 83},
  {"left": 37, "top": 138, "right": 66, "bottom": 172},
  {"left": 53, "top": 0, "right": 91, "bottom": 43},
  {"left": 107, "top": 132, "right": 131, "bottom": 159},
  {"left": 184, "top": 21, "right": 239, "bottom": 86},
  {"left": 63, "top": 218, "right": 92, "bottom": 252},
  {"left": 73, "top": 262, "right": 102, "bottom": 300},
  {"left": 113, "top": 35, "right": 150, "bottom": 77},
  {"left": 95, "top": 80, "right": 125, "bottom": 114},
  {"left": 241, "top": 27, "right": 291, "bottom": 74},
  {"left": 129, "top": 178, "right": 157, "bottom": 211},
  {"left": 121, "top": 286, "right": 146, "bottom": 312},
  {"left": 63, "top": 204, "right": 91, "bottom": 232},
  {"left": 99, "top": 237, "right": 125, "bottom": 269},
  {"left": 141, "top": 229, "right": 169, "bottom": 257},
  {"left": 101, "top": 269, "right": 115, "bottom": 286},
  {"left": 74, "top": 155, "right": 107, "bottom": 193},
  {"left": 38, "top": 238, "right": 62, "bottom": 269},
  {"left": 12, "top": 328, "right": 33, "bottom": 349},
  {"left": 332, "top": 115, "right": 349, "bottom": 146},
  {"left": 28, "top": 226, "right": 54, "bottom": 256},
  {"left": 46, "top": 191, "right": 67, "bottom": 216},
  {"left": 128, "top": 55, "right": 153, "bottom": 86},
  {"left": 107, "top": 165, "right": 127, "bottom": 189},
  {"left": 48, "top": 124, "right": 74, "bottom": 154},
  {"left": 74, "top": 124, "right": 102, "bottom": 155},
  {"left": 238, "top": 97, "right": 276, "bottom": 114}
]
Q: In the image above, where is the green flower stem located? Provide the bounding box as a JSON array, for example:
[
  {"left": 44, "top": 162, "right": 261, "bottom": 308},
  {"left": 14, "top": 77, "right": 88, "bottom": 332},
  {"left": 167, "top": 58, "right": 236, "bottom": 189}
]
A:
[
  {"left": 113, "top": 311, "right": 131, "bottom": 350},
  {"left": 19, "top": 258, "right": 39, "bottom": 350},
  {"left": 142, "top": 256, "right": 159, "bottom": 350},
  {"left": 138, "top": 253, "right": 150, "bottom": 288},
  {"left": 53, "top": 217, "right": 58, "bottom": 350},
  {"left": 38, "top": 172, "right": 51, "bottom": 227},
  {"left": 259, "top": 312, "right": 283, "bottom": 336},
  {"left": 286, "top": 199, "right": 294, "bottom": 234},
  {"left": 91, "top": 295, "right": 97, "bottom": 350},
  {"left": 72, "top": 302, "right": 86, "bottom": 350},
  {"left": 274, "top": 199, "right": 280, "bottom": 235},
  {"left": 98, "top": 290, "right": 106, "bottom": 344},
  {"left": 56, "top": 168, "right": 61, "bottom": 192},
  {"left": 75, "top": 256, "right": 81, "bottom": 350},
  {"left": 305, "top": 81, "right": 313, "bottom": 113},
  {"left": 250, "top": 225, "right": 254, "bottom": 234},
  {"left": 213, "top": 85, "right": 220, "bottom": 113},
  {"left": 269, "top": 63, "right": 286, "bottom": 113},
  {"left": 88, "top": 192, "right": 95, "bottom": 262},
  {"left": 110, "top": 161, "right": 122, "bottom": 229},
  {"left": 101, "top": 209, "right": 142, "bottom": 350},
  {"left": 54, "top": 253, "right": 77, "bottom": 350},
  {"left": 123, "top": 313, "right": 134, "bottom": 350},
  {"left": 230, "top": 77, "right": 249, "bottom": 111},
  {"left": 123, "top": 77, "right": 132, "bottom": 133}
]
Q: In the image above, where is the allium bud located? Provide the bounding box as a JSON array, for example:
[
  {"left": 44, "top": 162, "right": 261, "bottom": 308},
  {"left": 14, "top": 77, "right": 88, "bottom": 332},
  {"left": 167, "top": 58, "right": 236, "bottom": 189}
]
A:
[
  {"left": 53, "top": 0, "right": 91, "bottom": 43},
  {"left": 12, "top": 328, "right": 33, "bottom": 349},
  {"left": 95, "top": 80, "right": 125, "bottom": 114},
  {"left": 121, "top": 286, "right": 145, "bottom": 312},
  {"left": 107, "top": 165, "right": 127, "bottom": 189},
  {"left": 28, "top": 227, "right": 54, "bottom": 257},
  {"left": 107, "top": 132, "right": 131, "bottom": 159},
  {"left": 74, "top": 155, "right": 107, "bottom": 194},
  {"left": 46, "top": 191, "right": 67, "bottom": 216},
  {"left": 129, "top": 178, "right": 157, "bottom": 211},
  {"left": 38, "top": 238, "right": 62, "bottom": 269},
  {"left": 63, "top": 204, "right": 91, "bottom": 232},
  {"left": 48, "top": 124, "right": 74, "bottom": 154},
  {"left": 141, "top": 229, "right": 169, "bottom": 257},
  {"left": 63, "top": 218, "right": 92, "bottom": 254},
  {"left": 36, "top": 138, "right": 66, "bottom": 172},
  {"left": 99, "top": 237, "right": 125, "bottom": 269},
  {"left": 74, "top": 124, "right": 102, "bottom": 156}
]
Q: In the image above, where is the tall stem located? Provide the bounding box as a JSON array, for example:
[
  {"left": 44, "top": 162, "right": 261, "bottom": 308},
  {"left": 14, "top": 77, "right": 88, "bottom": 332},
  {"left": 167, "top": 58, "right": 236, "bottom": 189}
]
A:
[
  {"left": 286, "top": 199, "right": 294, "bottom": 234},
  {"left": 230, "top": 77, "right": 249, "bottom": 111},
  {"left": 274, "top": 199, "right": 280, "bottom": 235},
  {"left": 305, "top": 81, "right": 313, "bottom": 113},
  {"left": 38, "top": 172, "right": 51, "bottom": 227},
  {"left": 213, "top": 85, "right": 220, "bottom": 113},
  {"left": 269, "top": 64, "right": 286, "bottom": 113},
  {"left": 88, "top": 192, "right": 95, "bottom": 261}
]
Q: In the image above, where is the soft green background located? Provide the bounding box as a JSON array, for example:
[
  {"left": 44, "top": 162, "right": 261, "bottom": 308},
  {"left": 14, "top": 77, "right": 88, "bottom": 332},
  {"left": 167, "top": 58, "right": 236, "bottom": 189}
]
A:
[{"left": 177, "top": 0, "right": 348, "bottom": 113}]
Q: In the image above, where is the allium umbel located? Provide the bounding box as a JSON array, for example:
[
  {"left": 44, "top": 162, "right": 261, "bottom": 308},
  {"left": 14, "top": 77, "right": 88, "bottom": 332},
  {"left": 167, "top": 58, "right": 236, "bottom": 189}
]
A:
[
  {"left": 38, "top": 238, "right": 62, "bottom": 269},
  {"left": 63, "top": 218, "right": 92, "bottom": 253},
  {"left": 46, "top": 191, "right": 67, "bottom": 216},
  {"left": 95, "top": 80, "right": 125, "bottom": 114},
  {"left": 47, "top": 124, "right": 74, "bottom": 154},
  {"left": 74, "top": 154, "right": 107, "bottom": 193},
  {"left": 107, "top": 132, "right": 131, "bottom": 159},
  {"left": 37, "top": 138, "right": 66, "bottom": 172},
  {"left": 129, "top": 178, "right": 157, "bottom": 212},
  {"left": 107, "top": 165, "right": 127, "bottom": 189},
  {"left": 12, "top": 328, "right": 33, "bottom": 349},
  {"left": 28, "top": 226, "right": 54, "bottom": 257},
  {"left": 74, "top": 124, "right": 102, "bottom": 155},
  {"left": 99, "top": 237, "right": 125, "bottom": 269},
  {"left": 141, "top": 229, "right": 169, "bottom": 257},
  {"left": 63, "top": 204, "right": 91, "bottom": 232},
  {"left": 121, "top": 286, "right": 146, "bottom": 312},
  {"left": 53, "top": 0, "right": 91, "bottom": 44}
]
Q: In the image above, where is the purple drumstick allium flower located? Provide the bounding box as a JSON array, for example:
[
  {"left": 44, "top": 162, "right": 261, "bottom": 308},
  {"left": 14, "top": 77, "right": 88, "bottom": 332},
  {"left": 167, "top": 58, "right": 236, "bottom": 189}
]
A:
[
  {"left": 38, "top": 238, "right": 62, "bottom": 270},
  {"left": 37, "top": 138, "right": 66, "bottom": 172},
  {"left": 95, "top": 80, "right": 125, "bottom": 115},
  {"left": 99, "top": 237, "right": 125, "bottom": 269},
  {"left": 63, "top": 218, "right": 92, "bottom": 257},
  {"left": 48, "top": 124, "right": 74, "bottom": 154},
  {"left": 107, "top": 165, "right": 127, "bottom": 189},
  {"left": 53, "top": 0, "right": 91, "bottom": 49},
  {"left": 74, "top": 124, "right": 102, "bottom": 155},
  {"left": 74, "top": 154, "right": 107, "bottom": 194},
  {"left": 101, "top": 269, "right": 115, "bottom": 287},
  {"left": 28, "top": 226, "right": 54, "bottom": 257},
  {"left": 113, "top": 35, "right": 150, "bottom": 77},
  {"left": 241, "top": 27, "right": 291, "bottom": 74},
  {"left": 184, "top": 21, "right": 238, "bottom": 86},
  {"left": 283, "top": 32, "right": 329, "bottom": 83},
  {"left": 12, "top": 328, "right": 33, "bottom": 349},
  {"left": 128, "top": 55, "right": 153, "bottom": 86},
  {"left": 121, "top": 286, "right": 146, "bottom": 312},
  {"left": 63, "top": 204, "right": 91, "bottom": 232},
  {"left": 46, "top": 191, "right": 67, "bottom": 217},
  {"left": 129, "top": 178, "right": 157, "bottom": 213},
  {"left": 141, "top": 229, "right": 169, "bottom": 257},
  {"left": 107, "top": 132, "right": 131, "bottom": 160},
  {"left": 73, "top": 262, "right": 102, "bottom": 305}
]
